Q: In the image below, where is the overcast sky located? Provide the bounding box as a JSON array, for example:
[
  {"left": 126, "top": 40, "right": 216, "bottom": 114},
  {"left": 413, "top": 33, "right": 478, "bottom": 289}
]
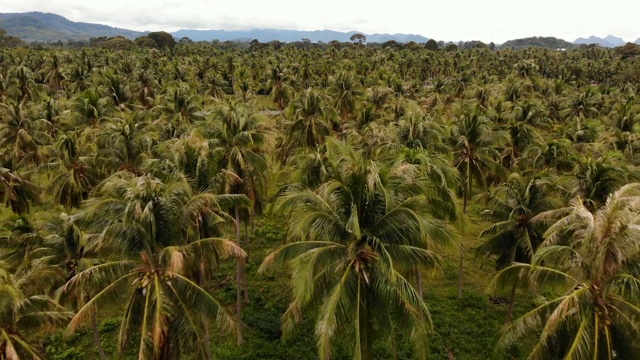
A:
[{"left": 1, "top": 0, "right": 638, "bottom": 43}]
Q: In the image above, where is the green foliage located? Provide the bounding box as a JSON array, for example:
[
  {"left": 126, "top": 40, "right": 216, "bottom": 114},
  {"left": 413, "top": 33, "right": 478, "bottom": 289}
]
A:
[
  {"left": 500, "top": 36, "right": 576, "bottom": 50},
  {"left": 99, "top": 318, "right": 120, "bottom": 333},
  {"left": 134, "top": 36, "right": 158, "bottom": 49},
  {"left": 100, "top": 36, "right": 134, "bottom": 50},
  {"left": 147, "top": 31, "right": 176, "bottom": 49},
  {"left": 0, "top": 39, "right": 639, "bottom": 360}
]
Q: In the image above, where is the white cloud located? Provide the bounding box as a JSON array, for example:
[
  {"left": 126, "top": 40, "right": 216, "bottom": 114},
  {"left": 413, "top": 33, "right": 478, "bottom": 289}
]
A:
[{"left": 1, "top": 0, "right": 638, "bottom": 43}]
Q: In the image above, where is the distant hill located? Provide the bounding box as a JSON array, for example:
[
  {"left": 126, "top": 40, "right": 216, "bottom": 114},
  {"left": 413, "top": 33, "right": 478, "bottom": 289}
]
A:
[
  {"left": 635, "top": 38, "right": 640, "bottom": 45},
  {"left": 0, "top": 11, "right": 429, "bottom": 44},
  {"left": 172, "top": 28, "right": 429, "bottom": 43},
  {"left": 499, "top": 36, "right": 576, "bottom": 50},
  {"left": 574, "top": 35, "right": 626, "bottom": 47},
  {"left": 0, "top": 12, "right": 145, "bottom": 42}
]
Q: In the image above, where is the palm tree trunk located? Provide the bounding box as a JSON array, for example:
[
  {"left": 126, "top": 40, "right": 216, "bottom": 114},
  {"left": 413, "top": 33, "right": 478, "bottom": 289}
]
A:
[
  {"left": 242, "top": 216, "right": 250, "bottom": 304},
  {"left": 203, "top": 318, "right": 212, "bottom": 360},
  {"left": 91, "top": 303, "right": 107, "bottom": 360},
  {"left": 358, "top": 294, "right": 373, "bottom": 360},
  {"left": 197, "top": 270, "right": 213, "bottom": 360},
  {"left": 234, "top": 207, "right": 244, "bottom": 345},
  {"left": 415, "top": 268, "right": 423, "bottom": 298},
  {"left": 505, "top": 281, "right": 518, "bottom": 323},
  {"left": 463, "top": 161, "right": 471, "bottom": 214},
  {"left": 160, "top": 335, "right": 172, "bottom": 360},
  {"left": 457, "top": 243, "right": 464, "bottom": 300}
]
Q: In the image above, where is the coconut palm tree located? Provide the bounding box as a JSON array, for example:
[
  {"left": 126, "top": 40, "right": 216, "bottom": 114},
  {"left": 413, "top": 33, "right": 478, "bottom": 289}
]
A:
[
  {"left": 259, "top": 139, "right": 456, "bottom": 360},
  {"left": 0, "top": 99, "right": 52, "bottom": 168},
  {"left": 0, "top": 262, "right": 71, "bottom": 360},
  {"left": 563, "top": 153, "right": 630, "bottom": 211},
  {"left": 202, "top": 98, "right": 269, "bottom": 344},
  {"left": 265, "top": 63, "right": 294, "bottom": 111},
  {"left": 60, "top": 172, "right": 248, "bottom": 359},
  {"left": 277, "top": 88, "right": 335, "bottom": 160},
  {"left": 330, "top": 71, "right": 363, "bottom": 122},
  {"left": 154, "top": 86, "right": 205, "bottom": 127},
  {"left": 489, "top": 183, "right": 640, "bottom": 359},
  {"left": 44, "top": 135, "right": 102, "bottom": 209},
  {"left": 0, "top": 167, "right": 40, "bottom": 215},
  {"left": 450, "top": 102, "right": 507, "bottom": 213},
  {"left": 43, "top": 213, "right": 107, "bottom": 359},
  {"left": 72, "top": 89, "right": 110, "bottom": 128},
  {"left": 477, "top": 172, "right": 561, "bottom": 320}
]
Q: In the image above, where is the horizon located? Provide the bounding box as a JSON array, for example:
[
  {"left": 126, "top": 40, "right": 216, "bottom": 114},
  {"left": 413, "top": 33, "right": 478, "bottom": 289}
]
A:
[{"left": 1, "top": 0, "right": 639, "bottom": 44}]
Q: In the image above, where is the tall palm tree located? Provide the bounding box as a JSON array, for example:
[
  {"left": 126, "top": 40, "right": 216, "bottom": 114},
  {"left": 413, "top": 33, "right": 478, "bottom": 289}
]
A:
[
  {"left": 43, "top": 213, "right": 107, "bottom": 359},
  {"left": 0, "top": 263, "right": 71, "bottom": 360},
  {"left": 61, "top": 172, "right": 247, "bottom": 359},
  {"left": 154, "top": 86, "right": 204, "bottom": 127},
  {"left": 0, "top": 167, "right": 40, "bottom": 215},
  {"left": 203, "top": 98, "right": 269, "bottom": 344},
  {"left": 489, "top": 183, "right": 640, "bottom": 359},
  {"left": 450, "top": 102, "right": 507, "bottom": 213},
  {"left": 330, "top": 71, "right": 363, "bottom": 122},
  {"left": 260, "top": 139, "right": 456, "bottom": 360},
  {"left": 72, "top": 89, "right": 110, "bottom": 128},
  {"left": 563, "top": 153, "right": 630, "bottom": 210},
  {"left": 45, "top": 135, "right": 102, "bottom": 209},
  {"left": 0, "top": 99, "right": 52, "bottom": 168},
  {"left": 265, "top": 63, "right": 294, "bottom": 111},
  {"left": 477, "top": 172, "right": 560, "bottom": 320},
  {"left": 277, "top": 88, "right": 335, "bottom": 160}
]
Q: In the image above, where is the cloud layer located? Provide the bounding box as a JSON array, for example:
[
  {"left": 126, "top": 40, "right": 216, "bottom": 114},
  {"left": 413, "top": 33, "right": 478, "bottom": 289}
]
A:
[{"left": 1, "top": 0, "right": 638, "bottom": 43}]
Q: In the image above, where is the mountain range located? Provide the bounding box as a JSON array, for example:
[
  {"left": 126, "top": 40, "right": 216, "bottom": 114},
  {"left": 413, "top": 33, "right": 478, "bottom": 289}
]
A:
[
  {"left": 0, "top": 11, "right": 638, "bottom": 47},
  {"left": 0, "top": 12, "right": 144, "bottom": 42},
  {"left": 173, "top": 29, "right": 429, "bottom": 43},
  {"left": 574, "top": 35, "right": 629, "bottom": 48},
  {"left": 0, "top": 11, "right": 428, "bottom": 44}
]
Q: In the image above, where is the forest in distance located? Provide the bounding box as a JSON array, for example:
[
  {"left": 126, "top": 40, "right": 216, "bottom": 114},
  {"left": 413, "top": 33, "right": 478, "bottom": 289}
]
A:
[{"left": 1, "top": 33, "right": 640, "bottom": 360}]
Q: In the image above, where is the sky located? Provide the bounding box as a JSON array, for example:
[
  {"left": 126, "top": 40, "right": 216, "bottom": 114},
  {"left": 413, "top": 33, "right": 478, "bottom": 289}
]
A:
[{"left": 1, "top": 0, "right": 638, "bottom": 44}]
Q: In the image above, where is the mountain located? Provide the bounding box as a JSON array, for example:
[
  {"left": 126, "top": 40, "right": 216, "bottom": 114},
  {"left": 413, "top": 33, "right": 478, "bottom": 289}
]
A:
[
  {"left": 574, "top": 35, "right": 626, "bottom": 47},
  {"left": 635, "top": 38, "right": 640, "bottom": 45},
  {"left": 0, "top": 12, "right": 145, "bottom": 42},
  {"left": 499, "top": 36, "right": 575, "bottom": 50},
  {"left": 0, "top": 11, "right": 428, "bottom": 44},
  {"left": 172, "top": 28, "right": 428, "bottom": 43}
]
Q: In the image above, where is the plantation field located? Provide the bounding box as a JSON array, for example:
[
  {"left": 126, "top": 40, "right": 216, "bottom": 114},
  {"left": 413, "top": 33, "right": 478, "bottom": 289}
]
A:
[{"left": 1, "top": 39, "right": 640, "bottom": 359}]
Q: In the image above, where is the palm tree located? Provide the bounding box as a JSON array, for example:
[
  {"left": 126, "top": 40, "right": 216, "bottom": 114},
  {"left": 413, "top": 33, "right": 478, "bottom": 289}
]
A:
[
  {"left": 563, "top": 153, "right": 630, "bottom": 211},
  {"left": 10, "top": 65, "right": 41, "bottom": 102},
  {"left": 41, "top": 54, "right": 66, "bottom": 92},
  {"left": 0, "top": 99, "right": 52, "bottom": 168},
  {"left": 132, "top": 70, "right": 158, "bottom": 110},
  {"left": 450, "top": 102, "right": 507, "bottom": 213},
  {"left": 392, "top": 101, "right": 449, "bottom": 152},
  {"left": 265, "top": 63, "right": 294, "bottom": 111},
  {"left": 154, "top": 86, "right": 205, "bottom": 128},
  {"left": 489, "top": 183, "right": 640, "bottom": 359},
  {"left": 203, "top": 98, "right": 269, "bottom": 344},
  {"left": 60, "top": 172, "right": 247, "bottom": 359},
  {"left": 330, "top": 71, "right": 363, "bottom": 122},
  {"left": 523, "top": 138, "right": 576, "bottom": 173},
  {"left": 477, "top": 172, "right": 561, "bottom": 320},
  {"left": 0, "top": 263, "right": 71, "bottom": 360},
  {"left": 45, "top": 135, "right": 102, "bottom": 209},
  {"left": 277, "top": 88, "right": 335, "bottom": 160},
  {"left": 0, "top": 167, "right": 40, "bottom": 215},
  {"left": 95, "top": 113, "right": 156, "bottom": 175},
  {"left": 72, "top": 89, "right": 109, "bottom": 128},
  {"left": 259, "top": 139, "right": 456, "bottom": 360},
  {"left": 44, "top": 213, "right": 107, "bottom": 359}
]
